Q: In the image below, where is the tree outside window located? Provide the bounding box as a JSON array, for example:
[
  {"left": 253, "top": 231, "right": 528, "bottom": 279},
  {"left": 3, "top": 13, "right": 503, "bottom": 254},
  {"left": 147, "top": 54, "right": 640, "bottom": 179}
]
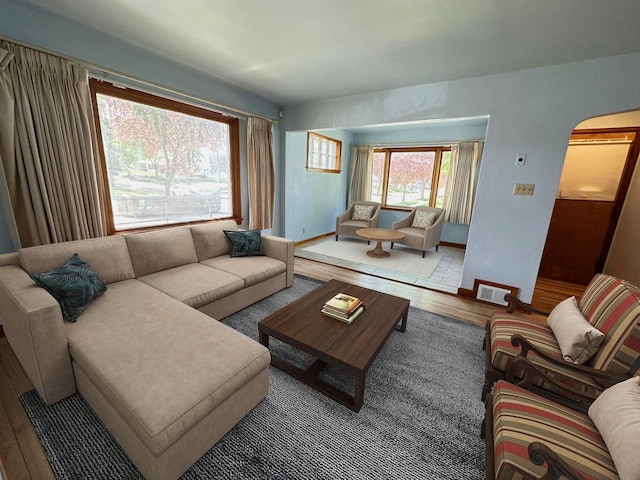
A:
[
  {"left": 371, "top": 147, "right": 450, "bottom": 209},
  {"left": 90, "top": 80, "right": 239, "bottom": 232}
]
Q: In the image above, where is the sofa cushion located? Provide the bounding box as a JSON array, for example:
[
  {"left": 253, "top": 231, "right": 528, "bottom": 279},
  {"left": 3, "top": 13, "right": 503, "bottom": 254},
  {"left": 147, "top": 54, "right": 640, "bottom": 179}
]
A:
[
  {"left": 138, "top": 263, "right": 244, "bottom": 309},
  {"left": 201, "top": 255, "right": 286, "bottom": 288},
  {"left": 352, "top": 204, "right": 375, "bottom": 221},
  {"left": 490, "top": 313, "right": 604, "bottom": 395},
  {"left": 579, "top": 274, "right": 640, "bottom": 374},
  {"left": 492, "top": 380, "right": 617, "bottom": 480},
  {"left": 125, "top": 227, "right": 198, "bottom": 277},
  {"left": 19, "top": 236, "right": 135, "bottom": 284},
  {"left": 30, "top": 253, "right": 107, "bottom": 322},
  {"left": 589, "top": 377, "right": 640, "bottom": 480},
  {"left": 65, "top": 279, "right": 271, "bottom": 455},
  {"left": 548, "top": 296, "right": 604, "bottom": 364},
  {"left": 412, "top": 211, "right": 438, "bottom": 228},
  {"left": 190, "top": 220, "right": 237, "bottom": 261},
  {"left": 223, "top": 229, "right": 265, "bottom": 257},
  {"left": 339, "top": 220, "right": 370, "bottom": 229},
  {"left": 397, "top": 227, "right": 426, "bottom": 242}
]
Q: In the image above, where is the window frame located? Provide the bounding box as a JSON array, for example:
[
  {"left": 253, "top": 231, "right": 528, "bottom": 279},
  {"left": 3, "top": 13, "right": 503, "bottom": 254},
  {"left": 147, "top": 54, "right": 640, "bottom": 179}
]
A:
[
  {"left": 89, "top": 79, "right": 241, "bottom": 234},
  {"left": 306, "top": 132, "right": 342, "bottom": 173},
  {"left": 373, "top": 146, "right": 451, "bottom": 211}
]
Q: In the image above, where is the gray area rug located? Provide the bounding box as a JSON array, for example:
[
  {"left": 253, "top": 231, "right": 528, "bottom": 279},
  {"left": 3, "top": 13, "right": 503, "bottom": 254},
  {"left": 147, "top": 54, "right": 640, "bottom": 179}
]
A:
[{"left": 19, "top": 275, "right": 486, "bottom": 479}]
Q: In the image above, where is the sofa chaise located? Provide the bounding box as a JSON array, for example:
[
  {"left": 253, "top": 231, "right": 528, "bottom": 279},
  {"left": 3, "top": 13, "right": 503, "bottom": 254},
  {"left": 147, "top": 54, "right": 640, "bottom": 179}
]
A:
[{"left": 0, "top": 220, "right": 294, "bottom": 480}]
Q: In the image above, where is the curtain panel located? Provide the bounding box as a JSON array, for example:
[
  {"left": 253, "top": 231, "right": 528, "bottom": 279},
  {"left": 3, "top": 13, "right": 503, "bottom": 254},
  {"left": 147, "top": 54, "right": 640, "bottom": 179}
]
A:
[
  {"left": 347, "top": 145, "right": 374, "bottom": 206},
  {"left": 0, "top": 41, "right": 105, "bottom": 247},
  {"left": 247, "top": 117, "right": 275, "bottom": 230},
  {"left": 443, "top": 141, "right": 484, "bottom": 225}
]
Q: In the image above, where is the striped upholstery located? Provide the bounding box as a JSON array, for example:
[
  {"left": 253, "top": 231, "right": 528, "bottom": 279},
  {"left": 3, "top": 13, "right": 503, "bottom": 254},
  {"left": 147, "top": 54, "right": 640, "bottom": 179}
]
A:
[
  {"left": 492, "top": 381, "right": 618, "bottom": 480},
  {"left": 490, "top": 314, "right": 602, "bottom": 394},
  {"left": 579, "top": 274, "right": 640, "bottom": 375}
]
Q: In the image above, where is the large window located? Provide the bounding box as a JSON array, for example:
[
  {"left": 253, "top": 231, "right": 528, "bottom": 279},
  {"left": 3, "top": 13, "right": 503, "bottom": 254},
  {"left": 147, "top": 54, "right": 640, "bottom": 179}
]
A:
[
  {"left": 371, "top": 147, "right": 450, "bottom": 209},
  {"left": 306, "top": 132, "right": 342, "bottom": 173},
  {"left": 90, "top": 79, "right": 240, "bottom": 233}
]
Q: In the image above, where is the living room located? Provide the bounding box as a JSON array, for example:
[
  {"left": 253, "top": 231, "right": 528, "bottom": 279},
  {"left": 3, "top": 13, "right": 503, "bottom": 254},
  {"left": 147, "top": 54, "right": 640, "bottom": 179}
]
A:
[
  {"left": 1, "top": 1, "right": 639, "bottom": 304},
  {"left": 1, "top": 1, "right": 640, "bottom": 479}
]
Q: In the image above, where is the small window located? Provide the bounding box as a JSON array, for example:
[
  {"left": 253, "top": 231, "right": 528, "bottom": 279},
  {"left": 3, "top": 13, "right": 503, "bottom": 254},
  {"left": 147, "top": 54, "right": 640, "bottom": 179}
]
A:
[
  {"left": 90, "top": 79, "right": 240, "bottom": 233},
  {"left": 306, "top": 132, "right": 342, "bottom": 173}
]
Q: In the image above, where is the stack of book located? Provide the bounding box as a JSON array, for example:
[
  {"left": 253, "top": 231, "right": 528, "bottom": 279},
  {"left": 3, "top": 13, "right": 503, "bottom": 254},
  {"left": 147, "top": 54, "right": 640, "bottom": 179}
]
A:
[{"left": 321, "top": 292, "right": 365, "bottom": 324}]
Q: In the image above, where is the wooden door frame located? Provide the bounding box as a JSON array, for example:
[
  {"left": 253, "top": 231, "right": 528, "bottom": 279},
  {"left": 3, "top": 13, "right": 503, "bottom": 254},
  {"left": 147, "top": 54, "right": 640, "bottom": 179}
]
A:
[{"left": 566, "top": 127, "right": 640, "bottom": 274}]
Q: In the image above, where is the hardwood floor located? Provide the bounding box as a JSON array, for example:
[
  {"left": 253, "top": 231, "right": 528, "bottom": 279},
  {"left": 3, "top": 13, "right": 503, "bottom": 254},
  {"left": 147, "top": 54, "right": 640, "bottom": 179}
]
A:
[
  {"left": 0, "top": 258, "right": 584, "bottom": 479},
  {"left": 0, "top": 337, "right": 55, "bottom": 480},
  {"left": 530, "top": 277, "right": 587, "bottom": 313},
  {"left": 294, "top": 257, "right": 496, "bottom": 326}
]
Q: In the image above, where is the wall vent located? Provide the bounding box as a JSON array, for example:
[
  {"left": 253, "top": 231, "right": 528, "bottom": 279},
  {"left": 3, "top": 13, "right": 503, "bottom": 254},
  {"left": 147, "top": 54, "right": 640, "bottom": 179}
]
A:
[{"left": 476, "top": 284, "right": 511, "bottom": 306}]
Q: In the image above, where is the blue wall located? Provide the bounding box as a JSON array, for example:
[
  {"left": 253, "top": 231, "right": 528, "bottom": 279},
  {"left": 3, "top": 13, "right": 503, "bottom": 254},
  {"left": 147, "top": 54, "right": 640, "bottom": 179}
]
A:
[{"left": 284, "top": 129, "right": 353, "bottom": 242}]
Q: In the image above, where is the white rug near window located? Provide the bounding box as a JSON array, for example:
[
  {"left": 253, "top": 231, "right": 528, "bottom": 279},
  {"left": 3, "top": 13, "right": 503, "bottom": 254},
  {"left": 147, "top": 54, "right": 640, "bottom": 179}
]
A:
[{"left": 298, "top": 237, "right": 443, "bottom": 279}]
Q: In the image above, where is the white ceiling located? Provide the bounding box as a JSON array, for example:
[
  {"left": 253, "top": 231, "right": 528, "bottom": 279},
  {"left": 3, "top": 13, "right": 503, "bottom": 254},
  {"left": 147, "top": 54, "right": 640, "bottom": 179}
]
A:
[{"left": 12, "top": 0, "right": 640, "bottom": 105}]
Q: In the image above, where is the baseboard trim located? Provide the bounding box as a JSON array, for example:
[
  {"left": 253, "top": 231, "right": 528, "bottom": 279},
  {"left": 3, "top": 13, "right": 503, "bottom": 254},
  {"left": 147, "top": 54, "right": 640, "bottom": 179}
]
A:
[
  {"left": 440, "top": 241, "right": 466, "bottom": 249},
  {"left": 458, "top": 288, "right": 475, "bottom": 299},
  {"left": 295, "top": 232, "right": 335, "bottom": 247}
]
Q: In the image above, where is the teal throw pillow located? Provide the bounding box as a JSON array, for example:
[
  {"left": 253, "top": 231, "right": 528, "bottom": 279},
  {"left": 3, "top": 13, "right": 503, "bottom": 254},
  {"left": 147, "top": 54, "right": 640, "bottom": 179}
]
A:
[
  {"left": 30, "top": 253, "right": 107, "bottom": 322},
  {"left": 223, "top": 229, "right": 265, "bottom": 257}
]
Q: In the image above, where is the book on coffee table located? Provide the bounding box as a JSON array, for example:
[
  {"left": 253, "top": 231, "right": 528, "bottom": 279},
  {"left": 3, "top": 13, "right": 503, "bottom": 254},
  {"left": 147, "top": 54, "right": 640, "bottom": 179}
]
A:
[
  {"left": 324, "top": 292, "right": 362, "bottom": 315},
  {"left": 321, "top": 305, "right": 365, "bottom": 324}
]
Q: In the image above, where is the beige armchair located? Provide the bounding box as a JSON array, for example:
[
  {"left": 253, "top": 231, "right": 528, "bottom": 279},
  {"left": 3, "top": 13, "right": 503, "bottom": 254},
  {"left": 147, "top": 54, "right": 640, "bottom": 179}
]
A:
[
  {"left": 390, "top": 206, "right": 444, "bottom": 257},
  {"left": 335, "top": 201, "right": 381, "bottom": 241}
]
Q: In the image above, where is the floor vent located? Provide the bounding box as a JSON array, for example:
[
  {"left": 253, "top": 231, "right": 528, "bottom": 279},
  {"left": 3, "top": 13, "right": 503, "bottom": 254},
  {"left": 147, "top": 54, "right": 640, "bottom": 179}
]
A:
[{"left": 476, "top": 284, "right": 511, "bottom": 306}]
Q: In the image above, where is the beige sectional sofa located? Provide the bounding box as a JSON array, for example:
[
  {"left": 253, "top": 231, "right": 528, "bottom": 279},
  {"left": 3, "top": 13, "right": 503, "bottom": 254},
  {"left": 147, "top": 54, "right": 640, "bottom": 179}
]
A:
[{"left": 0, "top": 220, "right": 294, "bottom": 480}]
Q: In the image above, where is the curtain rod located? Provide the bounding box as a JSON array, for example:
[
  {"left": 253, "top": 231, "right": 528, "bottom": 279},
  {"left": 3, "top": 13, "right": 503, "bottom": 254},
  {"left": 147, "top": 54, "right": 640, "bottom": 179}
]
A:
[{"left": 0, "top": 35, "right": 278, "bottom": 124}]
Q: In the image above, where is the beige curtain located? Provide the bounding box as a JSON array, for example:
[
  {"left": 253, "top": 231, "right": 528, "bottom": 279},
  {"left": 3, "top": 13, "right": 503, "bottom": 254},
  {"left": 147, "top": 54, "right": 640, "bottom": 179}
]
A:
[
  {"left": 443, "top": 141, "right": 484, "bottom": 225},
  {"left": 247, "top": 116, "right": 275, "bottom": 230},
  {"left": 0, "top": 41, "right": 105, "bottom": 247},
  {"left": 347, "top": 145, "right": 374, "bottom": 206},
  {"left": 0, "top": 48, "right": 19, "bottom": 249}
]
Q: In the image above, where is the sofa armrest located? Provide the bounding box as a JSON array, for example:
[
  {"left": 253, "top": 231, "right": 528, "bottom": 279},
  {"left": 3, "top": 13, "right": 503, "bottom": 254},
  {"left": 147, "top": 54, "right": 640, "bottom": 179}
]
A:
[
  {"left": 505, "top": 293, "right": 551, "bottom": 316},
  {"left": 528, "top": 442, "right": 588, "bottom": 480},
  {"left": 261, "top": 234, "right": 294, "bottom": 287},
  {"left": 423, "top": 214, "right": 445, "bottom": 250},
  {"left": 336, "top": 207, "right": 353, "bottom": 226},
  {"left": 508, "top": 334, "right": 629, "bottom": 407},
  {"left": 0, "top": 266, "right": 75, "bottom": 404},
  {"left": 392, "top": 211, "right": 415, "bottom": 230},
  {"left": 0, "top": 252, "right": 19, "bottom": 267}
]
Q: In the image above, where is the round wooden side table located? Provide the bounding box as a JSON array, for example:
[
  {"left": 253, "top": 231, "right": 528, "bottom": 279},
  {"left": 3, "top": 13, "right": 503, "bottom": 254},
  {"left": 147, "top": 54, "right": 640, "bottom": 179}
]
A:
[{"left": 356, "top": 228, "right": 405, "bottom": 258}]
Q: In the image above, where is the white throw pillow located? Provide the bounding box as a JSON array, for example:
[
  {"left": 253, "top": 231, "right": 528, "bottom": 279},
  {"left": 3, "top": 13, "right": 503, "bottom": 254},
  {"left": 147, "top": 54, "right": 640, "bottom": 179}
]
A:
[
  {"left": 352, "top": 205, "right": 375, "bottom": 221},
  {"left": 412, "top": 211, "right": 438, "bottom": 229},
  {"left": 547, "top": 296, "right": 604, "bottom": 364},
  {"left": 588, "top": 377, "right": 640, "bottom": 480}
]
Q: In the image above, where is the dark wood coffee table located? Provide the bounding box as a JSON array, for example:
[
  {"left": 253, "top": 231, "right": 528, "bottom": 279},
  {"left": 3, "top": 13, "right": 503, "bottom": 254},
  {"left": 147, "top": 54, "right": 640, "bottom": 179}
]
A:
[{"left": 258, "top": 279, "right": 409, "bottom": 412}]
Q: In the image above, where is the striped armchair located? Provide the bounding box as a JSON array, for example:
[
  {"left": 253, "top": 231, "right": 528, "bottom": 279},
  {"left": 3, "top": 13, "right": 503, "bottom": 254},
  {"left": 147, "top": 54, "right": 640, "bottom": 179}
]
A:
[
  {"left": 484, "top": 379, "right": 639, "bottom": 480},
  {"left": 483, "top": 274, "right": 640, "bottom": 409}
]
